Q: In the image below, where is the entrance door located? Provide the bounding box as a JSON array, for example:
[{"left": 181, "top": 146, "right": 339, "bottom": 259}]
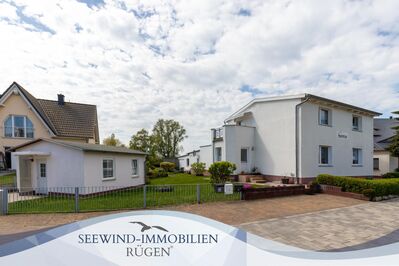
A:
[
  {"left": 240, "top": 148, "right": 249, "bottom": 173},
  {"left": 37, "top": 160, "right": 48, "bottom": 194}
]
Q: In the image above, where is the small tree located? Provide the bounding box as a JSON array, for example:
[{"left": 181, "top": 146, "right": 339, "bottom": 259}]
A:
[
  {"left": 103, "top": 133, "right": 124, "bottom": 147},
  {"left": 160, "top": 162, "right": 176, "bottom": 172},
  {"left": 208, "top": 161, "right": 236, "bottom": 184},
  {"left": 191, "top": 162, "right": 206, "bottom": 176}
]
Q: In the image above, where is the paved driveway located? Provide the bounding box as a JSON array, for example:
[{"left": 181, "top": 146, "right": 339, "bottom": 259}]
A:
[{"left": 239, "top": 198, "right": 399, "bottom": 251}]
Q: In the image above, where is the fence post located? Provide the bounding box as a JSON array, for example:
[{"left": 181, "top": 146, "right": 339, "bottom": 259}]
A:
[
  {"left": 74, "top": 187, "right": 79, "bottom": 213},
  {"left": 0, "top": 188, "right": 8, "bottom": 215},
  {"left": 143, "top": 185, "right": 147, "bottom": 208},
  {"left": 196, "top": 184, "right": 200, "bottom": 204}
]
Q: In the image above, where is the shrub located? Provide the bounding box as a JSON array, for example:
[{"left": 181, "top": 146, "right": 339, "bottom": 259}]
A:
[
  {"left": 147, "top": 167, "right": 168, "bottom": 178},
  {"left": 208, "top": 161, "right": 236, "bottom": 184},
  {"left": 191, "top": 162, "right": 206, "bottom": 176},
  {"left": 316, "top": 174, "right": 399, "bottom": 197},
  {"left": 160, "top": 162, "right": 176, "bottom": 172},
  {"left": 382, "top": 172, "right": 399, "bottom": 179},
  {"left": 362, "top": 189, "right": 376, "bottom": 200}
]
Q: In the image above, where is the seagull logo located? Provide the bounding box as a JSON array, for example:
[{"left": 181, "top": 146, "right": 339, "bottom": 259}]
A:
[{"left": 130, "top": 221, "right": 169, "bottom": 233}]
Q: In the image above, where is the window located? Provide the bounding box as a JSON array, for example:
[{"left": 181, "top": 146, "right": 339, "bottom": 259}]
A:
[
  {"left": 241, "top": 148, "right": 248, "bottom": 163},
  {"left": 319, "top": 146, "right": 331, "bottom": 165},
  {"left": 352, "top": 115, "right": 362, "bottom": 131},
  {"left": 319, "top": 108, "right": 330, "bottom": 126},
  {"left": 216, "top": 147, "right": 222, "bottom": 161},
  {"left": 373, "top": 158, "right": 379, "bottom": 170},
  {"left": 186, "top": 158, "right": 190, "bottom": 166},
  {"left": 214, "top": 128, "right": 223, "bottom": 139},
  {"left": 103, "top": 159, "right": 114, "bottom": 179},
  {"left": 132, "top": 159, "right": 138, "bottom": 176},
  {"left": 4, "top": 115, "right": 34, "bottom": 138},
  {"left": 353, "top": 148, "right": 362, "bottom": 165},
  {"left": 40, "top": 163, "right": 46, "bottom": 178}
]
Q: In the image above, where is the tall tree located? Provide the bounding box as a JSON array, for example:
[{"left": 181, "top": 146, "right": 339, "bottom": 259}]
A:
[
  {"left": 152, "top": 119, "right": 187, "bottom": 158},
  {"left": 388, "top": 111, "right": 399, "bottom": 157},
  {"left": 103, "top": 133, "right": 124, "bottom": 147},
  {"left": 129, "top": 129, "right": 152, "bottom": 153}
]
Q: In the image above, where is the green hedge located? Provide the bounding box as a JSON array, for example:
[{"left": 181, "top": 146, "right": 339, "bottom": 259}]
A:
[
  {"left": 382, "top": 172, "right": 399, "bottom": 179},
  {"left": 316, "top": 174, "right": 399, "bottom": 197}
]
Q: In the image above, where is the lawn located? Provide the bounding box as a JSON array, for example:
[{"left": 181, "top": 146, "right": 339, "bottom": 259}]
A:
[
  {"left": 0, "top": 173, "right": 15, "bottom": 186},
  {"left": 8, "top": 173, "right": 240, "bottom": 214},
  {"left": 148, "top": 173, "right": 211, "bottom": 185}
]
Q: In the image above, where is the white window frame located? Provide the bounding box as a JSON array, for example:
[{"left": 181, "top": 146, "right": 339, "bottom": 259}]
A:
[
  {"left": 319, "top": 108, "right": 332, "bottom": 126},
  {"left": 131, "top": 159, "right": 139, "bottom": 177},
  {"left": 319, "top": 145, "right": 332, "bottom": 166},
  {"left": 373, "top": 158, "right": 379, "bottom": 170},
  {"left": 215, "top": 147, "right": 222, "bottom": 162},
  {"left": 352, "top": 115, "right": 362, "bottom": 131},
  {"left": 3, "top": 115, "right": 34, "bottom": 139},
  {"left": 352, "top": 148, "right": 363, "bottom": 166},
  {"left": 102, "top": 158, "right": 115, "bottom": 180}
]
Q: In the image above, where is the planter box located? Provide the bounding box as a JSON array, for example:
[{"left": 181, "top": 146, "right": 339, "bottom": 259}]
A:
[
  {"left": 319, "top": 184, "right": 369, "bottom": 201},
  {"left": 243, "top": 185, "right": 305, "bottom": 200}
]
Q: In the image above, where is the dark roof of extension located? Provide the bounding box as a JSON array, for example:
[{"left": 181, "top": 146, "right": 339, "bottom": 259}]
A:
[
  {"left": 10, "top": 138, "right": 147, "bottom": 155},
  {"left": 2, "top": 82, "right": 99, "bottom": 143},
  {"left": 374, "top": 118, "right": 399, "bottom": 151}
]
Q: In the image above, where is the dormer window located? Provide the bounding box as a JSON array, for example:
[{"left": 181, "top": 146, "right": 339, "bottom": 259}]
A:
[{"left": 4, "top": 115, "right": 34, "bottom": 138}]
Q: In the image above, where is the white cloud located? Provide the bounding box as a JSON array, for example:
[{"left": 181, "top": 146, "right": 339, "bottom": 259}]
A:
[{"left": 0, "top": 0, "right": 398, "bottom": 153}]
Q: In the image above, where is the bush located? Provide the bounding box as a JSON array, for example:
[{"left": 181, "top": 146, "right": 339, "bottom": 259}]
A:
[
  {"left": 208, "top": 161, "right": 236, "bottom": 184},
  {"left": 316, "top": 174, "right": 399, "bottom": 197},
  {"left": 382, "top": 172, "right": 399, "bottom": 179},
  {"left": 362, "top": 189, "right": 376, "bottom": 200},
  {"left": 160, "top": 162, "right": 176, "bottom": 172},
  {"left": 191, "top": 162, "right": 206, "bottom": 176},
  {"left": 147, "top": 167, "right": 168, "bottom": 178}
]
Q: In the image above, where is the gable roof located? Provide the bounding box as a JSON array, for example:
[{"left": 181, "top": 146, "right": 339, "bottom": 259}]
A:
[
  {"left": 374, "top": 118, "right": 399, "bottom": 151},
  {"left": 0, "top": 82, "right": 99, "bottom": 143},
  {"left": 225, "top": 93, "right": 381, "bottom": 123},
  {"left": 10, "top": 138, "right": 147, "bottom": 155}
]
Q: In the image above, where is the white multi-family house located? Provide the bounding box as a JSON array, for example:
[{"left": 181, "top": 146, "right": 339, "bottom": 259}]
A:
[
  {"left": 199, "top": 94, "right": 380, "bottom": 184},
  {"left": 373, "top": 117, "right": 399, "bottom": 175}
]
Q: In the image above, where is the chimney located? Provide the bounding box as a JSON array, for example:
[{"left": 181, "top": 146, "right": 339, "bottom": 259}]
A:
[{"left": 57, "top": 94, "right": 65, "bottom": 105}]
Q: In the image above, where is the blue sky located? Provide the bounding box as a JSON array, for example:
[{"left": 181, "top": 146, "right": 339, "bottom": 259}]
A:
[{"left": 0, "top": 0, "right": 398, "bottom": 152}]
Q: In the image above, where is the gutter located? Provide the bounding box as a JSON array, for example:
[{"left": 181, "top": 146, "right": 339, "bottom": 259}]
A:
[{"left": 295, "top": 95, "right": 311, "bottom": 184}]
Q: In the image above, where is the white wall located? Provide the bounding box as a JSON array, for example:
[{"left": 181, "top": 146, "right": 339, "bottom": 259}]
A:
[
  {"left": 199, "top": 145, "right": 212, "bottom": 168},
  {"left": 83, "top": 151, "right": 145, "bottom": 188},
  {"left": 224, "top": 125, "right": 255, "bottom": 174},
  {"left": 373, "top": 151, "right": 399, "bottom": 175},
  {"left": 300, "top": 101, "right": 374, "bottom": 177},
  {"left": 14, "top": 141, "right": 85, "bottom": 188},
  {"left": 178, "top": 151, "right": 200, "bottom": 171},
  {"left": 244, "top": 99, "right": 300, "bottom": 176}
]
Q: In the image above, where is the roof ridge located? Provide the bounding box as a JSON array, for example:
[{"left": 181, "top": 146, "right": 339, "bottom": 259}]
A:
[{"left": 37, "top": 98, "right": 97, "bottom": 107}]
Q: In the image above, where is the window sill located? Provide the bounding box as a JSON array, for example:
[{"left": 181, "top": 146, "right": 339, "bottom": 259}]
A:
[
  {"left": 102, "top": 177, "right": 116, "bottom": 181},
  {"left": 131, "top": 175, "right": 139, "bottom": 178},
  {"left": 352, "top": 164, "right": 363, "bottom": 167},
  {"left": 352, "top": 129, "right": 362, "bottom": 132},
  {"left": 318, "top": 123, "right": 332, "bottom": 127},
  {"left": 319, "top": 164, "right": 333, "bottom": 167},
  {"left": 2, "top": 136, "right": 34, "bottom": 139}
]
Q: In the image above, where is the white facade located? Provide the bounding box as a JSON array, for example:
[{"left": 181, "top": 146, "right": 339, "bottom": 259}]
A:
[
  {"left": 373, "top": 151, "right": 399, "bottom": 176},
  {"left": 204, "top": 94, "right": 379, "bottom": 183},
  {"left": 12, "top": 139, "right": 146, "bottom": 194},
  {"left": 199, "top": 145, "right": 212, "bottom": 168}
]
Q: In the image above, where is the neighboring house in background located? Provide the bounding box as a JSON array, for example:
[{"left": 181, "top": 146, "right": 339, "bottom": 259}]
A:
[
  {"left": 373, "top": 117, "right": 399, "bottom": 176},
  {"left": 198, "top": 94, "right": 380, "bottom": 184},
  {"left": 10, "top": 138, "right": 146, "bottom": 194},
  {"left": 178, "top": 149, "right": 200, "bottom": 172},
  {"left": 0, "top": 82, "right": 99, "bottom": 169}
]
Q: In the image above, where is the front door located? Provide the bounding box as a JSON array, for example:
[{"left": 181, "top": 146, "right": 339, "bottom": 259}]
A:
[
  {"left": 240, "top": 148, "right": 249, "bottom": 173},
  {"left": 37, "top": 160, "right": 48, "bottom": 194}
]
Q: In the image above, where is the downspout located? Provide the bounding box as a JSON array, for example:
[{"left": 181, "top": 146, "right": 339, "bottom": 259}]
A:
[{"left": 295, "top": 95, "right": 311, "bottom": 184}]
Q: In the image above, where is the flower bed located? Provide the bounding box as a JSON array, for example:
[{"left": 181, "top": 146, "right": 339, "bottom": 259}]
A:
[
  {"left": 242, "top": 185, "right": 305, "bottom": 200},
  {"left": 316, "top": 174, "right": 399, "bottom": 200}
]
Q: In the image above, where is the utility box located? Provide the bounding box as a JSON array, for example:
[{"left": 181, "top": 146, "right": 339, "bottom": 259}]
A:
[{"left": 224, "top": 183, "right": 233, "bottom": 195}]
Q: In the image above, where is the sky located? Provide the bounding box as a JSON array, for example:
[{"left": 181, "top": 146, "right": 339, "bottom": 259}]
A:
[{"left": 0, "top": 0, "right": 398, "bottom": 154}]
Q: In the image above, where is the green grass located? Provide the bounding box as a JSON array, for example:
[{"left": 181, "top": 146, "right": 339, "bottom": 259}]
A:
[
  {"left": 8, "top": 173, "right": 240, "bottom": 214},
  {"left": 148, "top": 173, "right": 210, "bottom": 185},
  {"left": 0, "top": 173, "right": 15, "bottom": 186}
]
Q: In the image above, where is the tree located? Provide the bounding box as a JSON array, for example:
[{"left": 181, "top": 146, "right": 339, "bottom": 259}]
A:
[
  {"left": 152, "top": 119, "right": 187, "bottom": 158},
  {"left": 103, "top": 133, "right": 124, "bottom": 147},
  {"left": 388, "top": 111, "right": 399, "bottom": 157},
  {"left": 129, "top": 129, "right": 152, "bottom": 153}
]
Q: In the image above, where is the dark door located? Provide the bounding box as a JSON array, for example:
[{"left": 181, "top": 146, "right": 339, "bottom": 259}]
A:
[{"left": 4, "top": 147, "right": 11, "bottom": 169}]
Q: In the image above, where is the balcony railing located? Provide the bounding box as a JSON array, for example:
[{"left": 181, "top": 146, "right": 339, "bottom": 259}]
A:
[{"left": 213, "top": 128, "right": 223, "bottom": 141}]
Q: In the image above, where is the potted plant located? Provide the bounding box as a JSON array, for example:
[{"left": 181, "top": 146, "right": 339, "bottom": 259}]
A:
[{"left": 281, "top": 177, "right": 289, "bottom": 184}]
